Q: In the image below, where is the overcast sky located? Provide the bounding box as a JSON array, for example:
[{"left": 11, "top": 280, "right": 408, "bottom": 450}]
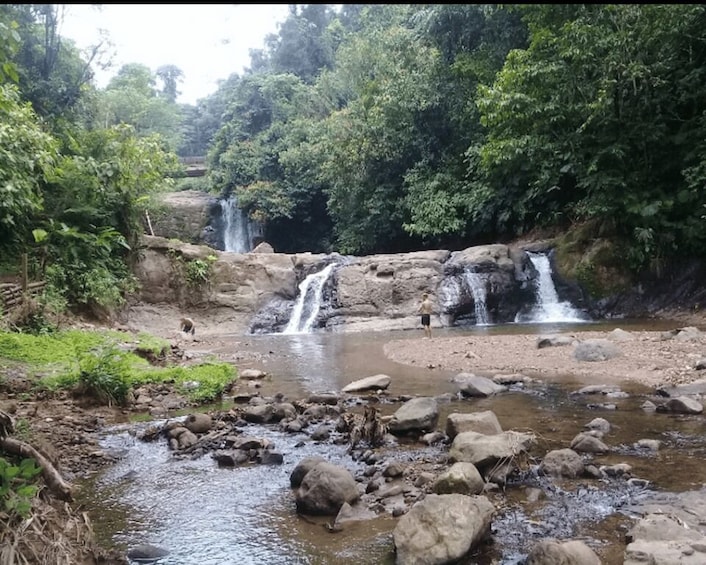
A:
[{"left": 61, "top": 4, "right": 291, "bottom": 105}]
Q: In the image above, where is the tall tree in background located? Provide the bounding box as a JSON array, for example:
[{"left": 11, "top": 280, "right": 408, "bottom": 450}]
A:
[
  {"left": 156, "top": 63, "right": 183, "bottom": 103},
  {"left": 96, "top": 63, "right": 184, "bottom": 151},
  {"left": 0, "top": 4, "right": 100, "bottom": 122}
]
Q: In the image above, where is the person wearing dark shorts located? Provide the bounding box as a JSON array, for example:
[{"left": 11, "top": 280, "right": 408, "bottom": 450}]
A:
[{"left": 418, "top": 293, "right": 433, "bottom": 338}]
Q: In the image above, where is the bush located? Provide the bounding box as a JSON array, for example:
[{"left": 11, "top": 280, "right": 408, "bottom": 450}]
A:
[{"left": 76, "top": 344, "right": 133, "bottom": 406}]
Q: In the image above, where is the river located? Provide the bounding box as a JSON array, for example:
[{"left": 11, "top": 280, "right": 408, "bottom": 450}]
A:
[{"left": 79, "top": 320, "right": 706, "bottom": 564}]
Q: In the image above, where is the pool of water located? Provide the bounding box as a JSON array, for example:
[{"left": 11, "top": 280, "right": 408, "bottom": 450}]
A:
[{"left": 80, "top": 319, "right": 706, "bottom": 564}]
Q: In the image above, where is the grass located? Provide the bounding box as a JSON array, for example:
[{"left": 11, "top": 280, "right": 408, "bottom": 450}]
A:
[{"left": 0, "top": 328, "right": 237, "bottom": 405}]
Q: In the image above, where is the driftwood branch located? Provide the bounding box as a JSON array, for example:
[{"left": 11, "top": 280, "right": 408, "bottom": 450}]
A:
[{"left": 0, "top": 437, "right": 73, "bottom": 501}]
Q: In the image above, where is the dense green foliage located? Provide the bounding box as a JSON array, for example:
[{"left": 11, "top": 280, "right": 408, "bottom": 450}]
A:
[
  {"left": 1, "top": 3, "right": 705, "bottom": 315},
  {"left": 203, "top": 3, "right": 706, "bottom": 269}
]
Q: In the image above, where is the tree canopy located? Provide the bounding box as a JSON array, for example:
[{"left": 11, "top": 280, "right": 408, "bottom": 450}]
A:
[{"left": 2, "top": 3, "right": 706, "bottom": 319}]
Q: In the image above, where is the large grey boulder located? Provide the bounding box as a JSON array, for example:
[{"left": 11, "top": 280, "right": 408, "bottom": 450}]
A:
[
  {"left": 295, "top": 461, "right": 360, "bottom": 516},
  {"left": 388, "top": 397, "right": 439, "bottom": 434},
  {"left": 432, "top": 462, "right": 484, "bottom": 496},
  {"left": 393, "top": 494, "right": 494, "bottom": 565},
  {"left": 449, "top": 430, "right": 535, "bottom": 472}
]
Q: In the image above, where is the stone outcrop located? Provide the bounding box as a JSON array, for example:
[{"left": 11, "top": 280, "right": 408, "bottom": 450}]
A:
[
  {"left": 130, "top": 234, "right": 565, "bottom": 335},
  {"left": 149, "top": 190, "right": 218, "bottom": 245}
]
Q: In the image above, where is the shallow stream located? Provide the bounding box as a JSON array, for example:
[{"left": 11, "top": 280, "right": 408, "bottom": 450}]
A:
[{"left": 80, "top": 320, "right": 706, "bottom": 564}]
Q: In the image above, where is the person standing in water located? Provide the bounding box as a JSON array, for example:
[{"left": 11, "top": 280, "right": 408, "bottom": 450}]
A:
[{"left": 418, "top": 292, "right": 434, "bottom": 338}]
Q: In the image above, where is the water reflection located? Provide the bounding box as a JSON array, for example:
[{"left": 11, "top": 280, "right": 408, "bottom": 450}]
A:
[{"left": 83, "top": 320, "right": 706, "bottom": 564}]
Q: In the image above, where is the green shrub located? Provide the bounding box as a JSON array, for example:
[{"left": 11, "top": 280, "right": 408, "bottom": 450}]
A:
[
  {"left": 0, "top": 457, "right": 41, "bottom": 520},
  {"left": 76, "top": 344, "right": 133, "bottom": 406},
  {"left": 135, "top": 361, "right": 236, "bottom": 403}
]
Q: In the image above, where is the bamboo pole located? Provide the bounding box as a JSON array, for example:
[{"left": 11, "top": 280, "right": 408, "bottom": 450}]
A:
[{"left": 21, "top": 253, "right": 28, "bottom": 292}]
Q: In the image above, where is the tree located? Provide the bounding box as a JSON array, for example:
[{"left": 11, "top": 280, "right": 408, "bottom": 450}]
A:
[
  {"left": 0, "top": 84, "right": 57, "bottom": 255},
  {"left": 156, "top": 64, "right": 183, "bottom": 103},
  {"left": 96, "top": 63, "right": 184, "bottom": 151},
  {"left": 1, "top": 4, "right": 101, "bottom": 121}
]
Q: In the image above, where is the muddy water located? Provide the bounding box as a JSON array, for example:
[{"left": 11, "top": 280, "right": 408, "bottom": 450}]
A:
[{"left": 81, "top": 320, "right": 706, "bottom": 565}]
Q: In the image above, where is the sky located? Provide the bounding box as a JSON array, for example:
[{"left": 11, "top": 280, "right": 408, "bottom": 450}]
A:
[{"left": 60, "top": 4, "right": 291, "bottom": 105}]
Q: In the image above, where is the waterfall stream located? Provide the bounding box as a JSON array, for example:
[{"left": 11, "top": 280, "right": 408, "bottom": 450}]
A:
[
  {"left": 463, "top": 269, "right": 490, "bottom": 326},
  {"left": 282, "top": 263, "right": 336, "bottom": 334},
  {"left": 516, "top": 252, "right": 590, "bottom": 323},
  {"left": 220, "top": 195, "right": 262, "bottom": 253}
]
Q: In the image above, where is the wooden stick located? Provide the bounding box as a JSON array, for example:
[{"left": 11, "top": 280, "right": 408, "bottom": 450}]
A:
[{"left": 0, "top": 437, "right": 74, "bottom": 501}]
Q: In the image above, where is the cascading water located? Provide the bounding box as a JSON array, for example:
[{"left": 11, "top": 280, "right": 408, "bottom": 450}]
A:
[
  {"left": 437, "top": 267, "right": 491, "bottom": 326},
  {"left": 219, "top": 195, "right": 262, "bottom": 253},
  {"left": 463, "top": 268, "right": 490, "bottom": 326},
  {"left": 282, "top": 263, "right": 336, "bottom": 334},
  {"left": 515, "top": 252, "right": 590, "bottom": 324}
]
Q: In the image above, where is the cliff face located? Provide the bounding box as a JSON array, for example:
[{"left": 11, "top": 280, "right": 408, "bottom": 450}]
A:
[
  {"left": 131, "top": 236, "right": 543, "bottom": 335},
  {"left": 148, "top": 190, "right": 218, "bottom": 246}
]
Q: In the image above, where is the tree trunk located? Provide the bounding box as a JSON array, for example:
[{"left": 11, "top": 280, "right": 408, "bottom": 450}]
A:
[{"left": 0, "top": 437, "right": 74, "bottom": 501}]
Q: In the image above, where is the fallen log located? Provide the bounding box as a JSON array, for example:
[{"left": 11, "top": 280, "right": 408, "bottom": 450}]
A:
[{"left": 0, "top": 437, "right": 74, "bottom": 501}]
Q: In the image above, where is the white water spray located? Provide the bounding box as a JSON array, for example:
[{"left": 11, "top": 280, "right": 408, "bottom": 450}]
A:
[
  {"left": 282, "top": 263, "right": 336, "bottom": 334},
  {"left": 463, "top": 269, "right": 490, "bottom": 325},
  {"left": 220, "top": 195, "right": 261, "bottom": 253},
  {"left": 516, "top": 252, "right": 589, "bottom": 323}
]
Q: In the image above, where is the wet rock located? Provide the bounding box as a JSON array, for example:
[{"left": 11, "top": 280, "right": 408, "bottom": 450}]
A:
[
  {"left": 432, "top": 462, "right": 484, "bottom": 496},
  {"left": 342, "top": 374, "right": 391, "bottom": 393},
  {"left": 383, "top": 461, "right": 406, "bottom": 478},
  {"left": 310, "top": 425, "right": 331, "bottom": 441},
  {"left": 260, "top": 450, "right": 284, "bottom": 465},
  {"left": 449, "top": 430, "right": 535, "bottom": 472},
  {"left": 641, "top": 400, "right": 657, "bottom": 412},
  {"left": 290, "top": 456, "right": 326, "bottom": 488},
  {"left": 295, "top": 461, "right": 360, "bottom": 516},
  {"left": 455, "top": 373, "right": 507, "bottom": 397},
  {"left": 126, "top": 543, "right": 170, "bottom": 561},
  {"left": 213, "top": 450, "right": 249, "bottom": 466},
  {"left": 184, "top": 413, "right": 212, "bottom": 434},
  {"left": 657, "top": 396, "right": 704, "bottom": 414},
  {"left": 570, "top": 432, "right": 610, "bottom": 454},
  {"left": 636, "top": 438, "right": 661, "bottom": 451},
  {"left": 421, "top": 431, "right": 446, "bottom": 445},
  {"left": 446, "top": 410, "right": 502, "bottom": 440},
  {"left": 572, "top": 384, "right": 621, "bottom": 395},
  {"left": 540, "top": 448, "right": 584, "bottom": 479},
  {"left": 414, "top": 472, "right": 435, "bottom": 488},
  {"left": 242, "top": 404, "right": 274, "bottom": 423},
  {"left": 388, "top": 397, "right": 439, "bottom": 434},
  {"left": 307, "top": 392, "right": 340, "bottom": 405},
  {"left": 600, "top": 463, "right": 632, "bottom": 478},
  {"left": 584, "top": 417, "right": 611, "bottom": 434},
  {"left": 333, "top": 501, "right": 377, "bottom": 529}
]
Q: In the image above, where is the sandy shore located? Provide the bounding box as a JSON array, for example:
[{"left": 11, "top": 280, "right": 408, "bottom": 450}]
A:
[{"left": 383, "top": 326, "right": 706, "bottom": 390}]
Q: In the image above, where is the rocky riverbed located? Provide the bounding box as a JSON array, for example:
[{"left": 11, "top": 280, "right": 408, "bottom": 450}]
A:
[{"left": 4, "top": 307, "right": 706, "bottom": 564}]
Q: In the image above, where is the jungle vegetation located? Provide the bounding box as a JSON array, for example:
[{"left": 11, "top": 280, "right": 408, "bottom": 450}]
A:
[{"left": 1, "top": 4, "right": 705, "bottom": 321}]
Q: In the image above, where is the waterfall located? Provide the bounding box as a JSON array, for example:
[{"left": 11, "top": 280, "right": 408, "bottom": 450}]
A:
[
  {"left": 463, "top": 268, "right": 490, "bottom": 326},
  {"left": 219, "top": 195, "right": 262, "bottom": 253},
  {"left": 438, "top": 268, "right": 491, "bottom": 326},
  {"left": 282, "top": 263, "right": 336, "bottom": 334},
  {"left": 515, "top": 252, "right": 590, "bottom": 323}
]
